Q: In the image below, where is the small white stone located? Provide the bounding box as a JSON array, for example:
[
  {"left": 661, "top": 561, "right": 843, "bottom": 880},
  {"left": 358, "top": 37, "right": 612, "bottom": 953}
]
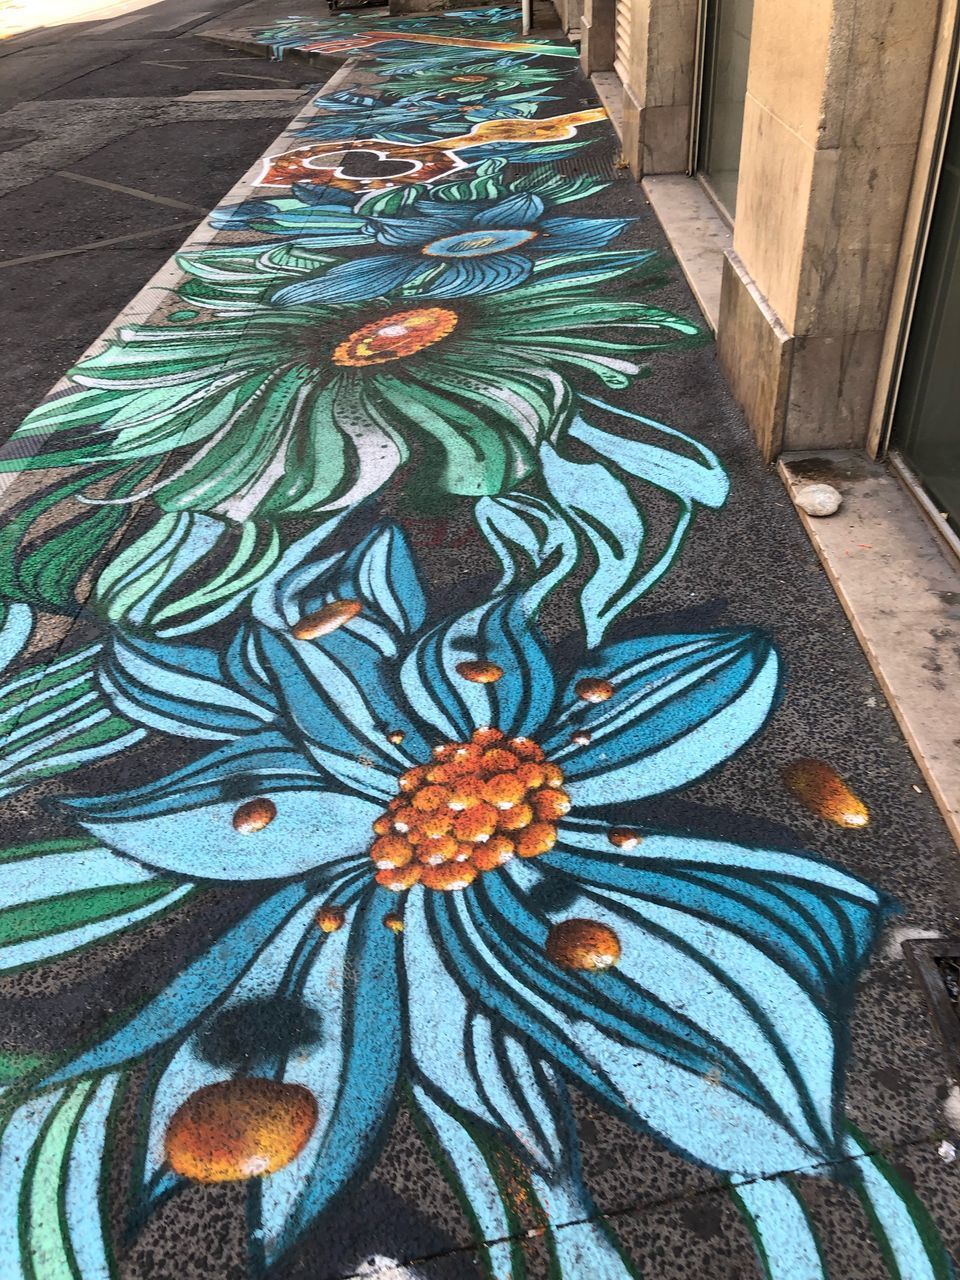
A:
[
  {"left": 938, "top": 1139, "right": 957, "bottom": 1164},
  {"left": 796, "top": 482, "right": 842, "bottom": 516}
]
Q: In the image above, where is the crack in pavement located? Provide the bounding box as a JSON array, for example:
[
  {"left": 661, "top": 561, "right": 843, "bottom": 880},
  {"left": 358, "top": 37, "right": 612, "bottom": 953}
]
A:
[{"left": 339, "top": 1128, "right": 950, "bottom": 1280}]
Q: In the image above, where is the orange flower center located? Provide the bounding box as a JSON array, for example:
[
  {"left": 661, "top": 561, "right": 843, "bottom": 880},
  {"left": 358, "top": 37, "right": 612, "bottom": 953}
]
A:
[
  {"left": 370, "top": 726, "right": 570, "bottom": 892},
  {"left": 332, "top": 306, "right": 458, "bottom": 367}
]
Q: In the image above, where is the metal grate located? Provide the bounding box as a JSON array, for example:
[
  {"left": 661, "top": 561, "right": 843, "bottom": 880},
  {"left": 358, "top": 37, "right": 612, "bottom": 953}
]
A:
[{"left": 904, "top": 938, "right": 960, "bottom": 1078}]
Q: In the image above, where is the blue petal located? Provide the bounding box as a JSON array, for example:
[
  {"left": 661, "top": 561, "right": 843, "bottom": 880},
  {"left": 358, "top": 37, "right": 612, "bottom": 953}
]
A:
[
  {"left": 210, "top": 199, "right": 280, "bottom": 229},
  {"left": 210, "top": 200, "right": 366, "bottom": 241},
  {"left": 474, "top": 492, "right": 578, "bottom": 610},
  {"left": 252, "top": 521, "right": 427, "bottom": 647},
  {"left": 101, "top": 632, "right": 275, "bottom": 740},
  {"left": 0, "top": 603, "right": 31, "bottom": 673},
  {"left": 412, "top": 1066, "right": 636, "bottom": 1278},
  {"left": 549, "top": 820, "right": 885, "bottom": 1002},
  {"left": 410, "top": 1087, "right": 518, "bottom": 1278},
  {"left": 260, "top": 889, "right": 402, "bottom": 1265},
  {"left": 271, "top": 254, "right": 419, "bottom": 306},
  {"left": 0, "top": 840, "right": 192, "bottom": 973},
  {"left": 256, "top": 629, "right": 423, "bottom": 798},
  {"left": 137, "top": 885, "right": 379, "bottom": 1209},
  {"left": 64, "top": 1076, "right": 123, "bottom": 1279},
  {"left": 472, "top": 192, "right": 545, "bottom": 227},
  {"left": 572, "top": 398, "right": 729, "bottom": 507},
  {"left": 65, "top": 741, "right": 376, "bottom": 879},
  {"left": 0, "top": 1090, "right": 68, "bottom": 1276},
  {"left": 62, "top": 729, "right": 315, "bottom": 817},
  {"left": 436, "top": 858, "right": 856, "bottom": 1178},
  {"left": 424, "top": 252, "right": 533, "bottom": 297},
  {"left": 842, "top": 1129, "right": 953, "bottom": 1280},
  {"left": 546, "top": 629, "right": 780, "bottom": 805},
  {"left": 538, "top": 215, "right": 632, "bottom": 249},
  {"left": 370, "top": 210, "right": 471, "bottom": 246},
  {"left": 731, "top": 1178, "right": 827, "bottom": 1280},
  {"left": 320, "top": 521, "right": 427, "bottom": 639},
  {"left": 540, "top": 441, "right": 645, "bottom": 649},
  {"left": 399, "top": 593, "right": 554, "bottom": 742},
  {"left": 42, "top": 882, "right": 315, "bottom": 1084},
  {"left": 404, "top": 885, "right": 568, "bottom": 1172}
]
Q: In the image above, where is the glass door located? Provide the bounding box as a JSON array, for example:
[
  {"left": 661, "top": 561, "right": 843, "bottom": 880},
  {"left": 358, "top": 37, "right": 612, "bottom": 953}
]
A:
[
  {"left": 697, "top": 0, "right": 755, "bottom": 220},
  {"left": 891, "top": 92, "right": 960, "bottom": 534}
]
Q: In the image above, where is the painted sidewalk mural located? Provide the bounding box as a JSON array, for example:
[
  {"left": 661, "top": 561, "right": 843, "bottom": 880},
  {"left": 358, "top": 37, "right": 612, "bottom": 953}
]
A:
[{"left": 0, "top": 6, "right": 953, "bottom": 1279}]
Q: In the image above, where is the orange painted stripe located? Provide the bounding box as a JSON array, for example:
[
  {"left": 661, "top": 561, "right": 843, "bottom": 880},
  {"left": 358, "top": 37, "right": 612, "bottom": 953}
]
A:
[{"left": 301, "top": 31, "right": 571, "bottom": 55}]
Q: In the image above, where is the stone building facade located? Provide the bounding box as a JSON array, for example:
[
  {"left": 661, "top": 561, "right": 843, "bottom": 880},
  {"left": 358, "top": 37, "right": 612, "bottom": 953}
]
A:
[{"left": 566, "top": 0, "right": 959, "bottom": 541}]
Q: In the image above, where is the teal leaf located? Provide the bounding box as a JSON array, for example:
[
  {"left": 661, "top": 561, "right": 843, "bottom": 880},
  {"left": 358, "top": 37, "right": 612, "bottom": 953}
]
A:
[
  {"left": 573, "top": 397, "right": 729, "bottom": 507},
  {"left": 0, "top": 836, "right": 191, "bottom": 974},
  {"left": 0, "top": 643, "right": 145, "bottom": 799},
  {"left": 0, "top": 1074, "right": 122, "bottom": 1280},
  {"left": 93, "top": 512, "right": 282, "bottom": 637},
  {"left": 540, "top": 443, "right": 646, "bottom": 648},
  {"left": 474, "top": 492, "right": 578, "bottom": 609}
]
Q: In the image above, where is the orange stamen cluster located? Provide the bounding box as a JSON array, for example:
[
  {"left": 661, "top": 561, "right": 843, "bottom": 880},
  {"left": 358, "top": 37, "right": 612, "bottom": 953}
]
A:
[{"left": 371, "top": 727, "right": 569, "bottom": 892}]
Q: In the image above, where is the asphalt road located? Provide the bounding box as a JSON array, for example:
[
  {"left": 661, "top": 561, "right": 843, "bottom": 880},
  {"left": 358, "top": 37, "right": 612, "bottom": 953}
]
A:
[{"left": 0, "top": 0, "right": 339, "bottom": 435}]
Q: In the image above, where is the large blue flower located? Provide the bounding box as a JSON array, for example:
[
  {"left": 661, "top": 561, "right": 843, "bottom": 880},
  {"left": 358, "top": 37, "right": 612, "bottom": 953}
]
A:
[
  {"left": 372, "top": 50, "right": 567, "bottom": 100},
  {"left": 285, "top": 88, "right": 559, "bottom": 146},
  {"left": 4, "top": 523, "right": 900, "bottom": 1276},
  {"left": 264, "top": 190, "right": 632, "bottom": 302}
]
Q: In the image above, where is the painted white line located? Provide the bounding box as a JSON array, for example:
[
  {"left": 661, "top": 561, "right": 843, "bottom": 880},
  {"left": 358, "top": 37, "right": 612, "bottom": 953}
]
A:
[
  {"left": 0, "top": 220, "right": 196, "bottom": 268},
  {"left": 58, "top": 170, "right": 206, "bottom": 213}
]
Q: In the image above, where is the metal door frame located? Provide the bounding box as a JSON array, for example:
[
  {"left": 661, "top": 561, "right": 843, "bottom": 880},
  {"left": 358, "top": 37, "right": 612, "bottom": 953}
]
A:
[{"left": 874, "top": 13, "right": 960, "bottom": 459}]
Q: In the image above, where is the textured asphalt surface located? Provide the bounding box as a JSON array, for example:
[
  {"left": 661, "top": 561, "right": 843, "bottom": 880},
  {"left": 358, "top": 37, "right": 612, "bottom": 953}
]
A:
[
  {"left": 0, "top": 0, "right": 337, "bottom": 431},
  {"left": 2, "top": 4, "right": 960, "bottom": 1278}
]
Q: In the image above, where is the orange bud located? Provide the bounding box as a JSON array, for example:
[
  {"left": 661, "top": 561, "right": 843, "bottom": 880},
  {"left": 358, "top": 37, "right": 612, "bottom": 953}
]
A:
[
  {"left": 574, "top": 677, "right": 614, "bottom": 703},
  {"left": 472, "top": 727, "right": 505, "bottom": 747},
  {"left": 416, "top": 835, "right": 459, "bottom": 865},
  {"left": 383, "top": 912, "right": 405, "bottom": 931},
  {"left": 412, "top": 784, "right": 450, "bottom": 812},
  {"left": 291, "top": 598, "right": 361, "bottom": 640},
  {"left": 232, "top": 798, "right": 277, "bottom": 834},
  {"left": 471, "top": 836, "right": 515, "bottom": 869},
  {"left": 417, "top": 811, "right": 453, "bottom": 840},
  {"left": 453, "top": 802, "right": 499, "bottom": 842},
  {"left": 376, "top": 865, "right": 421, "bottom": 891},
  {"left": 532, "top": 788, "right": 571, "bottom": 821},
  {"left": 542, "top": 763, "right": 564, "bottom": 788},
  {"left": 782, "top": 759, "right": 870, "bottom": 828},
  {"left": 315, "top": 906, "right": 346, "bottom": 933},
  {"left": 456, "top": 660, "right": 504, "bottom": 684},
  {"left": 608, "top": 827, "right": 642, "bottom": 850},
  {"left": 371, "top": 835, "right": 414, "bottom": 869},
  {"left": 515, "top": 822, "right": 557, "bottom": 858},
  {"left": 446, "top": 777, "right": 486, "bottom": 810},
  {"left": 497, "top": 802, "right": 533, "bottom": 832},
  {"left": 516, "top": 761, "right": 547, "bottom": 789},
  {"left": 391, "top": 805, "right": 420, "bottom": 833},
  {"left": 508, "top": 737, "right": 545, "bottom": 761},
  {"left": 546, "top": 918, "right": 620, "bottom": 970},
  {"left": 482, "top": 772, "right": 527, "bottom": 809},
  {"left": 420, "top": 861, "right": 479, "bottom": 891},
  {"left": 399, "top": 766, "right": 428, "bottom": 792},
  {"left": 479, "top": 748, "right": 520, "bottom": 775},
  {"left": 165, "top": 1080, "right": 317, "bottom": 1183}
]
